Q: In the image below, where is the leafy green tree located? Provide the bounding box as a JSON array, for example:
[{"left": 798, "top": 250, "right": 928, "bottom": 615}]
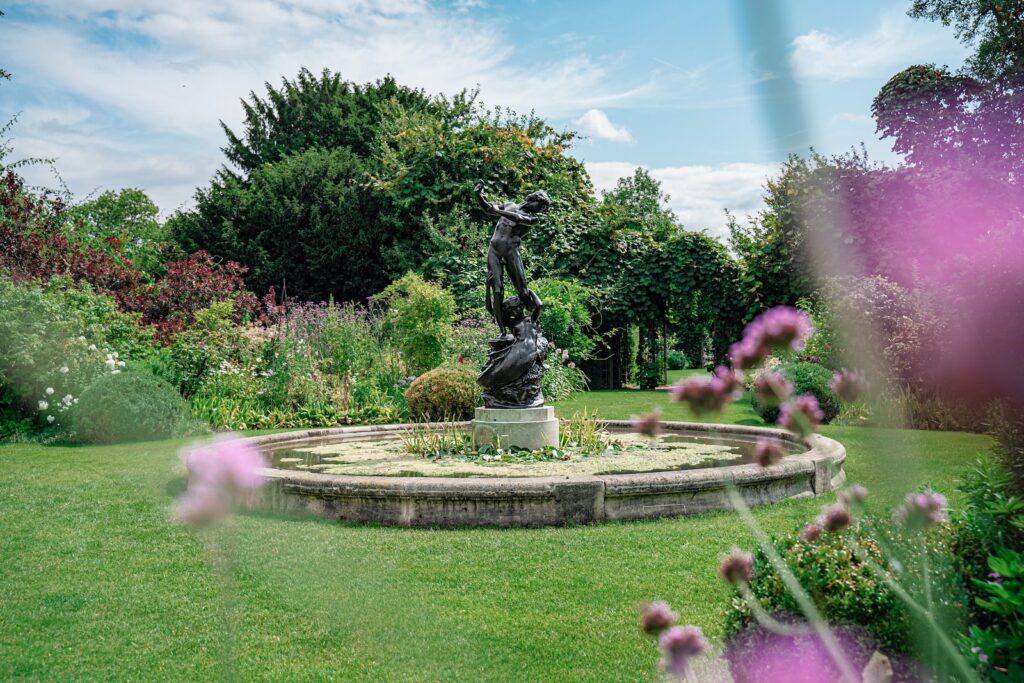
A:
[
  {"left": 377, "top": 272, "right": 456, "bottom": 375},
  {"left": 65, "top": 189, "right": 172, "bottom": 277},
  {"left": 219, "top": 68, "right": 436, "bottom": 175},
  {"left": 908, "top": 0, "right": 1024, "bottom": 81},
  {"left": 172, "top": 147, "right": 380, "bottom": 301}
]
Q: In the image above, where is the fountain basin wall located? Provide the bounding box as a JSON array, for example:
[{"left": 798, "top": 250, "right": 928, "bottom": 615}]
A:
[{"left": 250, "top": 420, "right": 846, "bottom": 528}]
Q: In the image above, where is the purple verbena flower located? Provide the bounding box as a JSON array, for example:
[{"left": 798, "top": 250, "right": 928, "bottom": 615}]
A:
[
  {"left": 777, "top": 394, "right": 824, "bottom": 437},
  {"left": 837, "top": 484, "right": 869, "bottom": 506},
  {"left": 730, "top": 307, "right": 813, "bottom": 369},
  {"left": 631, "top": 408, "right": 663, "bottom": 438},
  {"left": 175, "top": 435, "right": 269, "bottom": 527},
  {"left": 754, "top": 437, "right": 786, "bottom": 467},
  {"left": 819, "top": 504, "right": 852, "bottom": 533},
  {"left": 640, "top": 601, "right": 678, "bottom": 635},
  {"left": 659, "top": 625, "right": 709, "bottom": 676},
  {"left": 718, "top": 547, "right": 755, "bottom": 585},
  {"left": 895, "top": 489, "right": 948, "bottom": 530},
  {"left": 753, "top": 372, "right": 793, "bottom": 407},
  {"left": 670, "top": 366, "right": 743, "bottom": 415},
  {"left": 830, "top": 369, "right": 869, "bottom": 403},
  {"left": 801, "top": 522, "right": 823, "bottom": 542}
]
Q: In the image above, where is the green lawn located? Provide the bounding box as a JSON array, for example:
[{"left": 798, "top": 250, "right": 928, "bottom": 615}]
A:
[{"left": 0, "top": 392, "right": 992, "bottom": 681}]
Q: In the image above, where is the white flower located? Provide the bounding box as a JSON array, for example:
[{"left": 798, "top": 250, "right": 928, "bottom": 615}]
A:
[
  {"left": 59, "top": 366, "right": 69, "bottom": 374},
  {"left": 117, "top": 361, "right": 126, "bottom": 368},
  {"left": 77, "top": 336, "right": 86, "bottom": 342},
  {"left": 112, "top": 352, "right": 119, "bottom": 359},
  {"left": 62, "top": 394, "right": 73, "bottom": 404},
  {"left": 46, "top": 415, "right": 55, "bottom": 424},
  {"left": 38, "top": 400, "right": 49, "bottom": 410},
  {"left": 105, "top": 359, "right": 116, "bottom": 369},
  {"left": 494, "top": 454, "right": 502, "bottom": 461},
  {"left": 87, "top": 344, "right": 97, "bottom": 352},
  {"left": 106, "top": 353, "right": 113, "bottom": 361},
  {"left": 45, "top": 387, "right": 54, "bottom": 395},
  {"left": 111, "top": 369, "right": 121, "bottom": 375},
  {"left": 73, "top": 398, "right": 79, "bottom": 404}
]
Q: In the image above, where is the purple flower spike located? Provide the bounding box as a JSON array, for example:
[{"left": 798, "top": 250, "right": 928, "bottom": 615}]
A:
[
  {"left": 754, "top": 437, "right": 786, "bottom": 467},
  {"left": 631, "top": 408, "right": 663, "bottom": 438},
  {"left": 718, "top": 547, "right": 755, "bottom": 585},
  {"left": 830, "top": 369, "right": 869, "bottom": 403},
  {"left": 753, "top": 372, "right": 793, "bottom": 407},
  {"left": 895, "top": 489, "right": 948, "bottom": 530},
  {"left": 659, "top": 625, "right": 709, "bottom": 676},
  {"left": 640, "top": 601, "right": 678, "bottom": 635},
  {"left": 777, "top": 394, "right": 824, "bottom": 437}
]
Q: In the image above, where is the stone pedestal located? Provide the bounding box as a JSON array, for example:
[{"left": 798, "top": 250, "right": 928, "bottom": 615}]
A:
[{"left": 473, "top": 406, "right": 559, "bottom": 451}]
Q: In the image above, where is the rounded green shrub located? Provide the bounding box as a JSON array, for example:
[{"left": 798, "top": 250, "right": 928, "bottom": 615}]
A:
[
  {"left": 666, "top": 349, "right": 690, "bottom": 370},
  {"left": 404, "top": 366, "right": 481, "bottom": 421},
  {"left": 753, "top": 361, "right": 841, "bottom": 424},
  {"left": 75, "top": 370, "right": 191, "bottom": 443}
]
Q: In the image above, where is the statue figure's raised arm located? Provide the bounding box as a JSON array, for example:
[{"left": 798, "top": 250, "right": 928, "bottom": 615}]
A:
[{"left": 475, "top": 183, "right": 537, "bottom": 224}]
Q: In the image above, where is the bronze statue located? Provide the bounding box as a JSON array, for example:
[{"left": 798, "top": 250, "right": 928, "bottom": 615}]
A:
[
  {"left": 474, "top": 183, "right": 552, "bottom": 408},
  {"left": 475, "top": 183, "right": 551, "bottom": 337},
  {"left": 477, "top": 296, "right": 549, "bottom": 408}
]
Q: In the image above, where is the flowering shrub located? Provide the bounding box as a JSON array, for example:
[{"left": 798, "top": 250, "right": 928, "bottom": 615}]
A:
[
  {"left": 0, "top": 276, "right": 153, "bottom": 437},
  {"left": 75, "top": 370, "right": 193, "bottom": 443},
  {"left": 378, "top": 272, "right": 456, "bottom": 375},
  {"left": 722, "top": 521, "right": 959, "bottom": 680},
  {"left": 404, "top": 366, "right": 481, "bottom": 421}
]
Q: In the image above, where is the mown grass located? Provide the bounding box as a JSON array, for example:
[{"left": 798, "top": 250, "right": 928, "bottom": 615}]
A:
[{"left": 0, "top": 392, "right": 991, "bottom": 681}]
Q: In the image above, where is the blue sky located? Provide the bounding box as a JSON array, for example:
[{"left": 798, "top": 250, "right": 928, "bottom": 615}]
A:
[{"left": 0, "top": 0, "right": 968, "bottom": 238}]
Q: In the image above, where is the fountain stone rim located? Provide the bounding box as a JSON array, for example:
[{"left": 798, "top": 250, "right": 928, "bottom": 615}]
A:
[{"left": 249, "top": 420, "right": 846, "bottom": 528}]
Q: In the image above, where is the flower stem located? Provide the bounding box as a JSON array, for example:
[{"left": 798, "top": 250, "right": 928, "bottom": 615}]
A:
[
  {"left": 738, "top": 583, "right": 814, "bottom": 637},
  {"left": 726, "top": 485, "right": 860, "bottom": 683},
  {"left": 848, "top": 539, "right": 980, "bottom": 683}
]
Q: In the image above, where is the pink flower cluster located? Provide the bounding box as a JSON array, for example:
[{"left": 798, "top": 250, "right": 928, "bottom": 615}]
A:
[
  {"left": 753, "top": 371, "right": 793, "bottom": 407},
  {"left": 830, "top": 369, "right": 869, "bottom": 403},
  {"left": 174, "top": 435, "right": 269, "bottom": 527},
  {"left": 631, "top": 408, "right": 663, "bottom": 438},
  {"left": 802, "top": 485, "right": 869, "bottom": 542},
  {"left": 730, "top": 307, "right": 813, "bottom": 370},
  {"left": 659, "top": 625, "right": 709, "bottom": 676},
  {"left": 777, "top": 394, "right": 825, "bottom": 437},
  {"left": 670, "top": 366, "right": 743, "bottom": 415},
  {"left": 718, "top": 547, "right": 755, "bottom": 585},
  {"left": 640, "top": 601, "right": 678, "bottom": 635},
  {"left": 754, "top": 437, "right": 786, "bottom": 467},
  {"left": 895, "top": 490, "right": 948, "bottom": 530}
]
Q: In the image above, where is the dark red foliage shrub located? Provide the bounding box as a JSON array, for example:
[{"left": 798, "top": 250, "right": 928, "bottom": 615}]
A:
[{"left": 1, "top": 170, "right": 261, "bottom": 335}]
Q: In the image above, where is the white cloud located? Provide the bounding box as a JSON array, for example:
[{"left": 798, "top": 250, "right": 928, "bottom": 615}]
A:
[
  {"left": 586, "top": 160, "right": 779, "bottom": 240},
  {"left": 791, "top": 9, "right": 966, "bottom": 80},
  {"left": 574, "top": 109, "right": 633, "bottom": 144},
  {"left": 1, "top": 1, "right": 657, "bottom": 210}
]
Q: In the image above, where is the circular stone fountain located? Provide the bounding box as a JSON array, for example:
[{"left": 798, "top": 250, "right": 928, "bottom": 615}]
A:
[{"left": 251, "top": 420, "right": 846, "bottom": 528}]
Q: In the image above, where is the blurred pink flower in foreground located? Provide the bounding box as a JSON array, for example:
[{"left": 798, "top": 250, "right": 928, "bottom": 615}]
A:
[
  {"left": 754, "top": 437, "right": 786, "bottom": 467},
  {"left": 895, "top": 490, "right": 948, "bottom": 530},
  {"left": 830, "top": 369, "right": 869, "bottom": 403},
  {"left": 730, "top": 307, "right": 813, "bottom": 370},
  {"left": 671, "top": 366, "right": 743, "bottom": 415},
  {"left": 640, "top": 601, "right": 678, "bottom": 635},
  {"left": 174, "top": 435, "right": 269, "bottom": 527},
  {"left": 777, "top": 394, "right": 824, "bottom": 437},
  {"left": 631, "top": 408, "right": 663, "bottom": 438},
  {"left": 753, "top": 372, "right": 793, "bottom": 407},
  {"left": 719, "top": 547, "right": 755, "bottom": 585},
  {"left": 659, "top": 625, "right": 709, "bottom": 677}
]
